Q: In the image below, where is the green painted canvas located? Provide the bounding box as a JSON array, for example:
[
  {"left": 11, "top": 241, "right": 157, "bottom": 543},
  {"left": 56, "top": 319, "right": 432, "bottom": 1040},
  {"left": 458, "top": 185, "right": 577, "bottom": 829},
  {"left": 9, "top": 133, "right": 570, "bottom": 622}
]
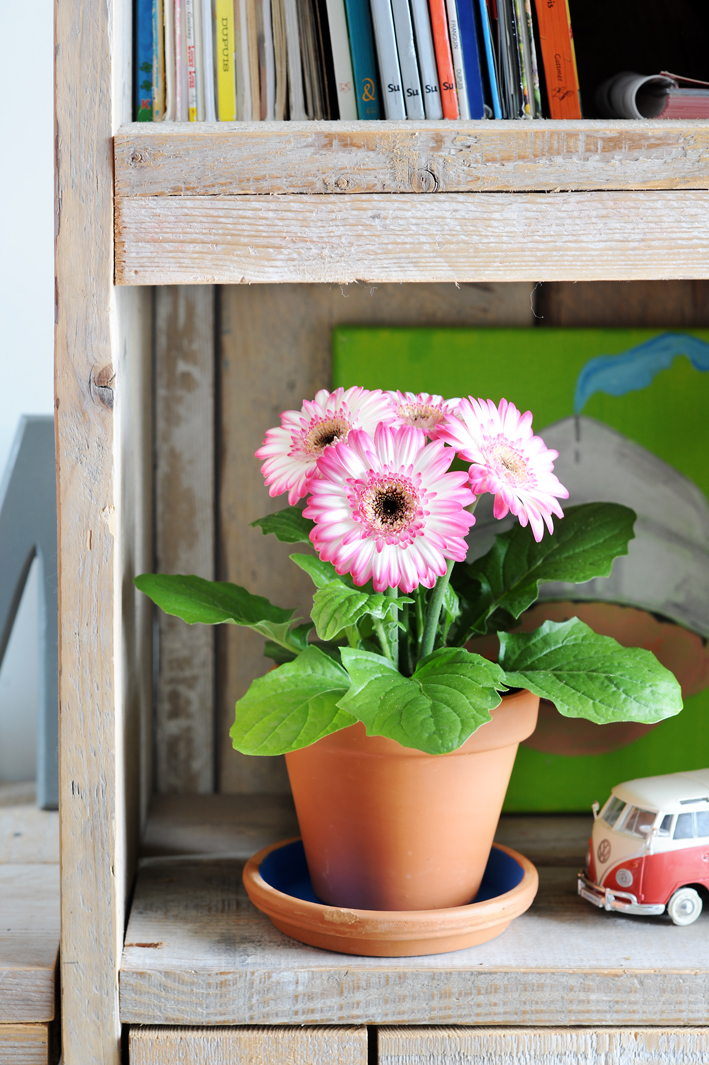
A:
[{"left": 332, "top": 327, "right": 709, "bottom": 812}]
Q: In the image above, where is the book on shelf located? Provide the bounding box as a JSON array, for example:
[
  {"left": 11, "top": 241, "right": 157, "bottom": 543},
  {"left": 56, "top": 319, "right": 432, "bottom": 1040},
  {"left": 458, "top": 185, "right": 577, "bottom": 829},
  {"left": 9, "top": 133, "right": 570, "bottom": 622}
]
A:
[
  {"left": 370, "top": 0, "right": 407, "bottom": 118},
  {"left": 391, "top": 0, "right": 425, "bottom": 119},
  {"left": 428, "top": 0, "right": 459, "bottom": 117},
  {"left": 597, "top": 71, "right": 709, "bottom": 120},
  {"left": 409, "top": 0, "right": 442, "bottom": 118},
  {"left": 324, "top": 0, "right": 358, "bottom": 118},
  {"left": 343, "top": 0, "right": 382, "bottom": 118},
  {"left": 456, "top": 0, "right": 485, "bottom": 118},
  {"left": 532, "top": 0, "right": 581, "bottom": 119},
  {"left": 136, "top": 0, "right": 154, "bottom": 119}
]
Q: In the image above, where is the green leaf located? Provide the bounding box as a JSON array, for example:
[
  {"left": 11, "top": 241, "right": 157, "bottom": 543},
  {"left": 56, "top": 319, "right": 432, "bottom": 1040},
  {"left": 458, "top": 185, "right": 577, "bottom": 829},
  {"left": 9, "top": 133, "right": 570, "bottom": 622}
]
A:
[
  {"left": 439, "top": 583, "right": 461, "bottom": 645},
  {"left": 134, "top": 573, "right": 295, "bottom": 648},
  {"left": 289, "top": 553, "right": 354, "bottom": 589},
  {"left": 251, "top": 507, "right": 315, "bottom": 544},
  {"left": 499, "top": 618, "right": 683, "bottom": 725},
  {"left": 453, "top": 502, "right": 636, "bottom": 639},
  {"left": 230, "top": 646, "right": 355, "bottom": 755},
  {"left": 338, "top": 647, "right": 506, "bottom": 754},
  {"left": 263, "top": 622, "right": 314, "bottom": 665},
  {"left": 311, "top": 581, "right": 411, "bottom": 642}
]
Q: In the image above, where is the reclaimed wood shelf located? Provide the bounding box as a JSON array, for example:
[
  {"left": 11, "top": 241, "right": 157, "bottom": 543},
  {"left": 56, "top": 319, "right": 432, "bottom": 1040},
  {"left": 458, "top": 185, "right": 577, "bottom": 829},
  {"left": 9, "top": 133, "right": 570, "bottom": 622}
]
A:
[
  {"left": 114, "top": 120, "right": 709, "bottom": 286},
  {"left": 119, "top": 798, "right": 709, "bottom": 1028}
]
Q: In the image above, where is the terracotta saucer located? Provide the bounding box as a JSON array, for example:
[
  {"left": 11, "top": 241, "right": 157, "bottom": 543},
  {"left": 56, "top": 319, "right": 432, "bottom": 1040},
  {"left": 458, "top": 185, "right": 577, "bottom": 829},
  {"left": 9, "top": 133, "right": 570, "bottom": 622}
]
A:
[{"left": 243, "top": 837, "right": 538, "bottom": 957}]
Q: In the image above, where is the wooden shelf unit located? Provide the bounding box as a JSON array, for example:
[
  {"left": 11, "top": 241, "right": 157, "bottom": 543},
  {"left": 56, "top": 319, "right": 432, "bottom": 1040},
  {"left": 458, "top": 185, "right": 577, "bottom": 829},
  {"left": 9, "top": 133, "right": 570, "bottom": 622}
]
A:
[{"left": 56, "top": 0, "right": 709, "bottom": 1059}]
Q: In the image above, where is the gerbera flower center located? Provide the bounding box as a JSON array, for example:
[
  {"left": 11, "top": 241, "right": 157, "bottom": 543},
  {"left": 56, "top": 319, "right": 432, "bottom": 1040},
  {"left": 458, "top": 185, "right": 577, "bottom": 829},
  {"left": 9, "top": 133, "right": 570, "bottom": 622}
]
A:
[
  {"left": 358, "top": 474, "right": 420, "bottom": 535},
  {"left": 303, "top": 414, "right": 351, "bottom": 455},
  {"left": 397, "top": 402, "right": 446, "bottom": 430},
  {"left": 485, "top": 437, "right": 530, "bottom": 485}
]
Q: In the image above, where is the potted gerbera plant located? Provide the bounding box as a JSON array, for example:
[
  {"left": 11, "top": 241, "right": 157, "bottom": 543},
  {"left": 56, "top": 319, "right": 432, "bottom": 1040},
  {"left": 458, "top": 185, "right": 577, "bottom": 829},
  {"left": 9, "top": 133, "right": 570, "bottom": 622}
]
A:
[{"left": 136, "top": 387, "right": 682, "bottom": 917}]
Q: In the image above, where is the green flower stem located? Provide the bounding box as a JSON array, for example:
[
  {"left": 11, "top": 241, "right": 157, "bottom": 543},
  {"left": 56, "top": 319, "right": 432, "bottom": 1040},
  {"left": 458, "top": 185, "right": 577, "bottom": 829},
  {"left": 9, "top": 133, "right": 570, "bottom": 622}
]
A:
[
  {"left": 415, "top": 587, "right": 426, "bottom": 650},
  {"left": 373, "top": 617, "right": 393, "bottom": 662},
  {"left": 399, "top": 601, "right": 412, "bottom": 675},
  {"left": 345, "top": 625, "right": 360, "bottom": 649},
  {"left": 385, "top": 586, "right": 399, "bottom": 668},
  {"left": 418, "top": 559, "right": 456, "bottom": 662}
]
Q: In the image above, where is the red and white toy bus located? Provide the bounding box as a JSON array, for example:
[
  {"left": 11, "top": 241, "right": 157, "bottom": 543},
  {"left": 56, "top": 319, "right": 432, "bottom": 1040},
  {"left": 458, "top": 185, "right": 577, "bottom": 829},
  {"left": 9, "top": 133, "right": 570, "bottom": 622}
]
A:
[{"left": 578, "top": 769, "right": 709, "bottom": 925}]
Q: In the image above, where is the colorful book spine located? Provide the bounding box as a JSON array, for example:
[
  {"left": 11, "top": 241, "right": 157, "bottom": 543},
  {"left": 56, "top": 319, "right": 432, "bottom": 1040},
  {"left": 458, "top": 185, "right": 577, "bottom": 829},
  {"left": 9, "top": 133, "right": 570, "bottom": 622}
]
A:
[
  {"left": 342, "top": 0, "right": 381, "bottom": 118},
  {"left": 152, "top": 0, "right": 166, "bottom": 119},
  {"left": 476, "top": 0, "right": 501, "bottom": 117},
  {"left": 390, "top": 0, "right": 425, "bottom": 119},
  {"left": 532, "top": 0, "right": 581, "bottom": 118},
  {"left": 443, "top": 0, "right": 469, "bottom": 117},
  {"left": 215, "top": 0, "right": 237, "bottom": 118},
  {"left": 369, "top": 0, "right": 406, "bottom": 118},
  {"left": 201, "top": 0, "right": 217, "bottom": 119},
  {"left": 523, "top": 0, "right": 542, "bottom": 115},
  {"left": 325, "top": 0, "right": 358, "bottom": 118},
  {"left": 455, "top": 0, "right": 485, "bottom": 118},
  {"left": 409, "top": 0, "right": 442, "bottom": 118},
  {"left": 428, "top": 0, "right": 459, "bottom": 118},
  {"left": 185, "top": 0, "right": 199, "bottom": 120},
  {"left": 135, "top": 0, "right": 154, "bottom": 120}
]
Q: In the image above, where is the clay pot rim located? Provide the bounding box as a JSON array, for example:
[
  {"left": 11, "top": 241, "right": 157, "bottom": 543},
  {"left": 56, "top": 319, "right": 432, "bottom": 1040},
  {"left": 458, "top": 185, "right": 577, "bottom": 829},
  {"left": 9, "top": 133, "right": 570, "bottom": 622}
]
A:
[{"left": 243, "top": 837, "right": 539, "bottom": 941}]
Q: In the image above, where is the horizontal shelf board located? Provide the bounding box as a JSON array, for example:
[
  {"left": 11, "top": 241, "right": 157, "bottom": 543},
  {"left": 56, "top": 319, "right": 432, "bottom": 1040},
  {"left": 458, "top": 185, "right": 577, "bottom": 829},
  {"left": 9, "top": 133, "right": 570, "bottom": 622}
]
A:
[
  {"left": 120, "top": 813, "right": 709, "bottom": 1027},
  {"left": 115, "top": 190, "right": 709, "bottom": 285},
  {"left": 0, "top": 866, "right": 59, "bottom": 1023},
  {"left": 115, "top": 121, "right": 709, "bottom": 196}
]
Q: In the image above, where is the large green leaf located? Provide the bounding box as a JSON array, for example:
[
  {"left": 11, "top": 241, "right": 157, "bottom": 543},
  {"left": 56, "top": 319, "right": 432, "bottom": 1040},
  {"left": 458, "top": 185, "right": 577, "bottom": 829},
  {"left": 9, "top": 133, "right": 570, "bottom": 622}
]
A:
[
  {"left": 289, "top": 553, "right": 354, "bottom": 589},
  {"left": 134, "top": 573, "right": 295, "bottom": 648},
  {"left": 251, "top": 507, "right": 315, "bottom": 544},
  {"left": 338, "top": 647, "right": 506, "bottom": 754},
  {"left": 453, "top": 502, "right": 636, "bottom": 640},
  {"left": 499, "top": 618, "right": 683, "bottom": 725},
  {"left": 230, "top": 646, "right": 355, "bottom": 755},
  {"left": 311, "top": 581, "right": 411, "bottom": 642}
]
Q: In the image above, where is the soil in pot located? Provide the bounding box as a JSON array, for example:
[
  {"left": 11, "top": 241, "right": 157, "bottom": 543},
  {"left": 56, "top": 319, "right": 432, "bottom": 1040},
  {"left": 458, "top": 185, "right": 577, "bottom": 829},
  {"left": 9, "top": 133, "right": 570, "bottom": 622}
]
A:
[{"left": 284, "top": 688, "right": 539, "bottom": 912}]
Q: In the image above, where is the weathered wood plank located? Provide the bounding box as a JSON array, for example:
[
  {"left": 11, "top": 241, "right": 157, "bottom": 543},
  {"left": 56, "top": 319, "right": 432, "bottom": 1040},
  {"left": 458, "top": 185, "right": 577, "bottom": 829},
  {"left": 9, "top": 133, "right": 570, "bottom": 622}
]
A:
[
  {"left": 128, "top": 1025, "right": 368, "bottom": 1064},
  {"left": 218, "top": 281, "right": 533, "bottom": 793},
  {"left": 114, "top": 121, "right": 709, "bottom": 196},
  {"left": 0, "top": 1024, "right": 50, "bottom": 1065},
  {"left": 119, "top": 852, "right": 709, "bottom": 1026},
  {"left": 538, "top": 279, "right": 709, "bottom": 327},
  {"left": 115, "top": 191, "right": 709, "bottom": 286},
  {"left": 378, "top": 1027, "right": 709, "bottom": 1065},
  {"left": 140, "top": 793, "right": 298, "bottom": 858},
  {"left": 0, "top": 866, "right": 58, "bottom": 1022},
  {"left": 155, "top": 287, "right": 215, "bottom": 794},
  {"left": 0, "top": 804, "right": 59, "bottom": 863}
]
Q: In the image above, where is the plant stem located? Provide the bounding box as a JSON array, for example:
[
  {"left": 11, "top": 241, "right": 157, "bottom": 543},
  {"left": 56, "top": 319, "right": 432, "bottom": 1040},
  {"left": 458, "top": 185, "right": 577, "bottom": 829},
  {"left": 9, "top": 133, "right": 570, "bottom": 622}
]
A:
[
  {"left": 345, "top": 625, "right": 360, "bottom": 649},
  {"left": 373, "top": 618, "right": 393, "bottom": 662},
  {"left": 399, "top": 601, "right": 412, "bottom": 675},
  {"left": 385, "top": 586, "right": 399, "bottom": 669},
  {"left": 418, "top": 559, "right": 456, "bottom": 662},
  {"left": 415, "top": 587, "right": 426, "bottom": 651}
]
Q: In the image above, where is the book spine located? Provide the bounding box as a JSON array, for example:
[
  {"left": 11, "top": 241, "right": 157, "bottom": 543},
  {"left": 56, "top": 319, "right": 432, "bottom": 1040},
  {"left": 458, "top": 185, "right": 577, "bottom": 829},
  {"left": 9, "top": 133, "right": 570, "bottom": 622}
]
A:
[
  {"left": 390, "top": 0, "right": 425, "bottom": 118},
  {"left": 215, "top": 0, "right": 237, "bottom": 118},
  {"left": 185, "top": 0, "right": 199, "bottom": 119},
  {"left": 523, "top": 0, "right": 541, "bottom": 115},
  {"left": 532, "top": 0, "right": 581, "bottom": 118},
  {"left": 409, "top": 0, "right": 442, "bottom": 118},
  {"left": 444, "top": 0, "right": 469, "bottom": 118},
  {"left": 324, "top": 0, "right": 358, "bottom": 119},
  {"left": 369, "top": 0, "right": 406, "bottom": 118},
  {"left": 455, "top": 0, "right": 485, "bottom": 118},
  {"left": 175, "top": 0, "right": 183, "bottom": 118},
  {"left": 342, "top": 0, "right": 381, "bottom": 118},
  {"left": 272, "top": 0, "right": 288, "bottom": 118},
  {"left": 164, "top": 0, "right": 177, "bottom": 118},
  {"left": 476, "top": 0, "right": 501, "bottom": 117},
  {"left": 152, "top": 0, "right": 166, "bottom": 119},
  {"left": 510, "top": 0, "right": 530, "bottom": 116},
  {"left": 235, "top": 0, "right": 251, "bottom": 119},
  {"left": 193, "top": 0, "right": 206, "bottom": 118},
  {"left": 246, "top": 0, "right": 261, "bottom": 119},
  {"left": 135, "top": 0, "right": 154, "bottom": 120},
  {"left": 428, "top": 0, "right": 459, "bottom": 118},
  {"left": 261, "top": 0, "right": 276, "bottom": 118},
  {"left": 202, "top": 0, "right": 218, "bottom": 119},
  {"left": 283, "top": 0, "right": 307, "bottom": 118}
]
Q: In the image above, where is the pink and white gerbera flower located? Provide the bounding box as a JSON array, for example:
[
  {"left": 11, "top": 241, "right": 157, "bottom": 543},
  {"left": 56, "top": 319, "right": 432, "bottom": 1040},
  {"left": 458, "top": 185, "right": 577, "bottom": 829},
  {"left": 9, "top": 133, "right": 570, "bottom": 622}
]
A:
[
  {"left": 303, "top": 424, "right": 476, "bottom": 593},
  {"left": 387, "top": 391, "right": 461, "bottom": 438},
  {"left": 256, "top": 387, "right": 393, "bottom": 505},
  {"left": 438, "top": 397, "right": 569, "bottom": 542}
]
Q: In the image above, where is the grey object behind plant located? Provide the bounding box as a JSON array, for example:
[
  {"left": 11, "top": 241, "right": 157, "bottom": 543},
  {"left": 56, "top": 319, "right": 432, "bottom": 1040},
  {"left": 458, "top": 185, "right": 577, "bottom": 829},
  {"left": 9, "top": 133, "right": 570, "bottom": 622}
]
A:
[
  {"left": 0, "top": 416, "right": 58, "bottom": 809},
  {"left": 467, "top": 415, "right": 709, "bottom": 639}
]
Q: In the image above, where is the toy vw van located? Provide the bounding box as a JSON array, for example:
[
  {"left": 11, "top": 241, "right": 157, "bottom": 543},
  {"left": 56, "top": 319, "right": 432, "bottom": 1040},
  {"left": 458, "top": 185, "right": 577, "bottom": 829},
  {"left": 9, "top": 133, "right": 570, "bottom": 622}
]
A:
[{"left": 578, "top": 769, "right": 709, "bottom": 925}]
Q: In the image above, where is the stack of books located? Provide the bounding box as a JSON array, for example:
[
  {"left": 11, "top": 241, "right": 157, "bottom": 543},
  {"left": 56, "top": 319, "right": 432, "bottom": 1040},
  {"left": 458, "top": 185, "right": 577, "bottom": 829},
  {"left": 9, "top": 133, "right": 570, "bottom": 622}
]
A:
[
  {"left": 134, "top": 0, "right": 584, "bottom": 120},
  {"left": 596, "top": 71, "right": 709, "bottom": 120}
]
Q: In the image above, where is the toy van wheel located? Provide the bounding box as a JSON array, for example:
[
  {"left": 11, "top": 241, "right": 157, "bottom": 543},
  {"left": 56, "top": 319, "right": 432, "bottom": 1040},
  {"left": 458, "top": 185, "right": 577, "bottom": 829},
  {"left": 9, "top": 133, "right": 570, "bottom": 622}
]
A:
[{"left": 667, "top": 887, "right": 703, "bottom": 926}]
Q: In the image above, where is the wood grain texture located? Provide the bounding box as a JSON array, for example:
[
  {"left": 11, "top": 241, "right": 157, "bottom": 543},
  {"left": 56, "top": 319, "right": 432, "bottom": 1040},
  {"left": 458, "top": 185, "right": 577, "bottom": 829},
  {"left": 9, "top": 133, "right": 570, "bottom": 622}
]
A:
[
  {"left": 140, "top": 793, "right": 298, "bottom": 858},
  {"left": 119, "top": 822, "right": 709, "bottom": 1026},
  {"left": 0, "top": 1024, "right": 50, "bottom": 1065},
  {"left": 56, "top": 0, "right": 150, "bottom": 1057},
  {"left": 0, "top": 866, "right": 59, "bottom": 1022},
  {"left": 114, "top": 121, "right": 709, "bottom": 196},
  {"left": 0, "top": 805, "right": 59, "bottom": 863},
  {"left": 116, "top": 191, "right": 709, "bottom": 286},
  {"left": 155, "top": 287, "right": 215, "bottom": 794},
  {"left": 537, "top": 279, "right": 709, "bottom": 327},
  {"left": 128, "top": 1025, "right": 367, "bottom": 1064},
  {"left": 218, "top": 282, "right": 533, "bottom": 793},
  {"left": 378, "top": 1027, "right": 709, "bottom": 1065}
]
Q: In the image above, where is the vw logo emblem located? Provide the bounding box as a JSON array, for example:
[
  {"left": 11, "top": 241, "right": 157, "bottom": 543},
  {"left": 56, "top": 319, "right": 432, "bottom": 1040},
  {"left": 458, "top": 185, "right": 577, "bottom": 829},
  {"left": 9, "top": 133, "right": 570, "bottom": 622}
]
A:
[{"left": 597, "top": 839, "right": 611, "bottom": 864}]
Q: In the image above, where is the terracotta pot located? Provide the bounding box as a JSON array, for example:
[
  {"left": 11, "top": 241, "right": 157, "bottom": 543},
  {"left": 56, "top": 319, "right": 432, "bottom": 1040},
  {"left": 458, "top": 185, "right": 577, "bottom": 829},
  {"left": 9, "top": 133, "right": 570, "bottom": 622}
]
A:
[
  {"left": 284, "top": 688, "right": 539, "bottom": 911},
  {"left": 467, "top": 602, "right": 709, "bottom": 757}
]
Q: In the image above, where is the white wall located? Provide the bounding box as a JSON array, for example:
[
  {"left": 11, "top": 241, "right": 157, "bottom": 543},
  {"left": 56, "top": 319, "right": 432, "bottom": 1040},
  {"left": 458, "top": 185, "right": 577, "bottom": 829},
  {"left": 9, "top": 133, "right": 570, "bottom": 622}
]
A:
[{"left": 0, "top": 0, "right": 55, "bottom": 782}]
